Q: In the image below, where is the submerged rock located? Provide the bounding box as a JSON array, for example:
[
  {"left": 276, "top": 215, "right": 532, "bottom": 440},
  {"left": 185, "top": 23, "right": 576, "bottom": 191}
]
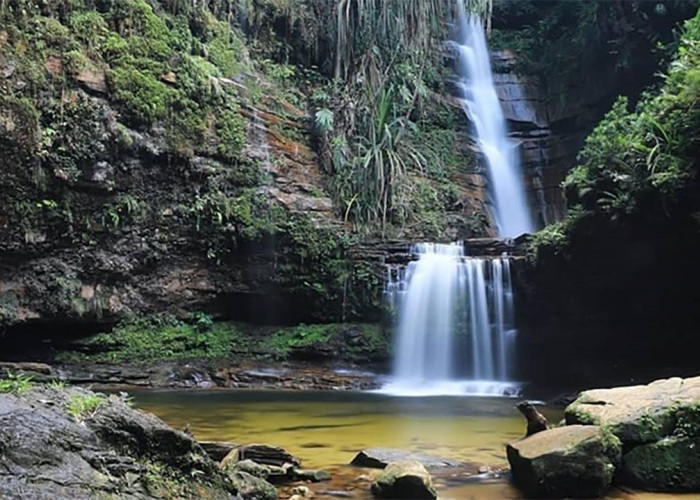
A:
[
  {"left": 370, "top": 460, "right": 437, "bottom": 499},
  {"left": 565, "top": 376, "right": 700, "bottom": 446},
  {"left": 229, "top": 471, "right": 278, "bottom": 500},
  {"left": 292, "top": 468, "right": 331, "bottom": 482},
  {"left": 351, "top": 448, "right": 462, "bottom": 469},
  {"left": 227, "top": 459, "right": 284, "bottom": 480},
  {"left": 0, "top": 386, "right": 236, "bottom": 499},
  {"left": 621, "top": 436, "right": 700, "bottom": 492},
  {"left": 506, "top": 425, "right": 621, "bottom": 498}
]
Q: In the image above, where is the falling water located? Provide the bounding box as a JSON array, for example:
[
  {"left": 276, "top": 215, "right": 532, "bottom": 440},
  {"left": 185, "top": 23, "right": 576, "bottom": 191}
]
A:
[
  {"left": 452, "top": 7, "right": 534, "bottom": 237},
  {"left": 381, "top": 243, "right": 520, "bottom": 397}
]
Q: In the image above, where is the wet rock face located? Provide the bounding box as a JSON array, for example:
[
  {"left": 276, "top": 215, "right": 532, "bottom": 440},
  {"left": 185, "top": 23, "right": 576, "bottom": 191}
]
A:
[
  {"left": 492, "top": 51, "right": 618, "bottom": 227},
  {"left": 0, "top": 386, "right": 236, "bottom": 499}
]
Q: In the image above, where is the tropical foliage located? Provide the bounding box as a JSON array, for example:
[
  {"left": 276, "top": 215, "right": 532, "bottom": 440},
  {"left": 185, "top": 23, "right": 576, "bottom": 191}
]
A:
[
  {"left": 232, "top": 0, "right": 493, "bottom": 234},
  {"left": 530, "top": 7, "right": 700, "bottom": 258}
]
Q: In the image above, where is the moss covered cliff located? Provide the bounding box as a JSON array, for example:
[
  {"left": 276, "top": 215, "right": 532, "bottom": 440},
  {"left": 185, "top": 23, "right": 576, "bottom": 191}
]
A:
[{"left": 0, "top": 0, "right": 492, "bottom": 346}]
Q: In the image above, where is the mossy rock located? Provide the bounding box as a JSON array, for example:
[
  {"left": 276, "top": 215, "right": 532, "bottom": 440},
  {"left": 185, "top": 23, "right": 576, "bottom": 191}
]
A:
[
  {"left": 228, "top": 471, "right": 278, "bottom": 500},
  {"left": 621, "top": 436, "right": 700, "bottom": 492},
  {"left": 565, "top": 376, "right": 700, "bottom": 447},
  {"left": 506, "top": 425, "right": 621, "bottom": 498},
  {"left": 370, "top": 460, "right": 437, "bottom": 500}
]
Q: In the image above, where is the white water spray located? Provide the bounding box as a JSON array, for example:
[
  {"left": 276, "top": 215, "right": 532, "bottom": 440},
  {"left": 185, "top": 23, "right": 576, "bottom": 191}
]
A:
[
  {"left": 453, "top": 7, "right": 534, "bottom": 237},
  {"left": 381, "top": 243, "right": 520, "bottom": 397}
]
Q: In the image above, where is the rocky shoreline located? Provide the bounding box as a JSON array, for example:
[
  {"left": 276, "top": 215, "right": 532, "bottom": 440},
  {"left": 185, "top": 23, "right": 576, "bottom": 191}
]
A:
[
  {"left": 0, "top": 383, "right": 506, "bottom": 500},
  {"left": 2, "top": 364, "right": 699, "bottom": 499},
  {"left": 0, "top": 360, "right": 383, "bottom": 392}
]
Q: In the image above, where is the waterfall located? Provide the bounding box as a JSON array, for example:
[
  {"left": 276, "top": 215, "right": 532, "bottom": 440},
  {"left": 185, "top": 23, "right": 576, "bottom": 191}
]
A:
[
  {"left": 452, "top": 7, "right": 534, "bottom": 238},
  {"left": 381, "top": 243, "right": 520, "bottom": 397}
]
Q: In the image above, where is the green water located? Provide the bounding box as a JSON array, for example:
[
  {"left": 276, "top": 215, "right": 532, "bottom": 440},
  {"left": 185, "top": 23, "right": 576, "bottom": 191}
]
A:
[{"left": 132, "top": 390, "right": 695, "bottom": 499}]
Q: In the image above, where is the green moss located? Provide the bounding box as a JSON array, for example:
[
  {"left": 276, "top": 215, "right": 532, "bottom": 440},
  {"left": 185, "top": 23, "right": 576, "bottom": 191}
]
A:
[
  {"left": 208, "top": 25, "right": 246, "bottom": 77},
  {"left": 215, "top": 108, "right": 247, "bottom": 159},
  {"left": 600, "top": 426, "right": 623, "bottom": 465},
  {"left": 564, "top": 403, "right": 601, "bottom": 426},
  {"left": 622, "top": 436, "right": 700, "bottom": 491},
  {"left": 268, "top": 323, "right": 387, "bottom": 361},
  {"left": 183, "top": 188, "right": 277, "bottom": 241},
  {"left": 163, "top": 97, "right": 207, "bottom": 155},
  {"left": 29, "top": 17, "right": 78, "bottom": 53},
  {"left": 107, "top": 0, "right": 173, "bottom": 61},
  {"left": 68, "top": 11, "right": 110, "bottom": 56},
  {"left": 142, "top": 459, "right": 191, "bottom": 499},
  {"left": 57, "top": 314, "right": 239, "bottom": 363},
  {"left": 0, "top": 96, "right": 41, "bottom": 156},
  {"left": 57, "top": 317, "right": 386, "bottom": 364},
  {"left": 108, "top": 66, "right": 171, "bottom": 124},
  {"left": 673, "top": 403, "right": 700, "bottom": 438},
  {"left": 269, "top": 323, "right": 334, "bottom": 357}
]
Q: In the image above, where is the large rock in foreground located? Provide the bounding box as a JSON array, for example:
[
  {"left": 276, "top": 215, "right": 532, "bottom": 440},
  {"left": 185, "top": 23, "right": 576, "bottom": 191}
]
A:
[
  {"left": 565, "top": 376, "right": 700, "bottom": 446},
  {"left": 370, "top": 460, "right": 437, "bottom": 499},
  {"left": 0, "top": 386, "right": 236, "bottom": 499},
  {"left": 506, "top": 425, "right": 621, "bottom": 498}
]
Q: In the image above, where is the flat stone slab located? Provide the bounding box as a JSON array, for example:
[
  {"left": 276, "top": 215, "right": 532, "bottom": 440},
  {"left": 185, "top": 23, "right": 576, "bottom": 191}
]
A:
[
  {"left": 508, "top": 425, "right": 607, "bottom": 458},
  {"left": 350, "top": 448, "right": 462, "bottom": 469}
]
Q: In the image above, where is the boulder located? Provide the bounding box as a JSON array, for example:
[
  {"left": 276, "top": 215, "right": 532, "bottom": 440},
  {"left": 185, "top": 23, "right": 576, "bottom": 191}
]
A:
[
  {"left": 0, "top": 386, "right": 236, "bottom": 499},
  {"left": 351, "top": 448, "right": 461, "bottom": 469},
  {"left": 229, "top": 471, "right": 278, "bottom": 500},
  {"left": 370, "top": 460, "right": 437, "bottom": 499},
  {"left": 506, "top": 425, "right": 621, "bottom": 498},
  {"left": 565, "top": 376, "right": 700, "bottom": 446},
  {"left": 621, "top": 436, "right": 700, "bottom": 492}
]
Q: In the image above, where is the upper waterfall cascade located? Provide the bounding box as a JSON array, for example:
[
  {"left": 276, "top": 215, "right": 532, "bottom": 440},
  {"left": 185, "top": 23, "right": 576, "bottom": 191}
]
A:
[
  {"left": 453, "top": 7, "right": 534, "bottom": 238},
  {"left": 381, "top": 243, "right": 520, "bottom": 397}
]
